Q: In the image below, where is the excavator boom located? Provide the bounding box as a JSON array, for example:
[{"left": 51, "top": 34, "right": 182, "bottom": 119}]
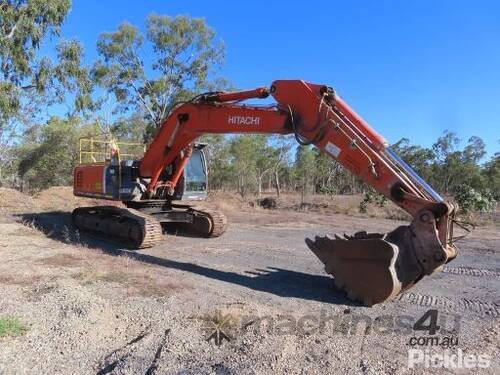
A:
[{"left": 74, "top": 79, "right": 458, "bottom": 305}]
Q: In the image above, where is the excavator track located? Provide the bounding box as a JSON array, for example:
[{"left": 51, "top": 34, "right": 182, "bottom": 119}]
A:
[
  {"left": 190, "top": 208, "right": 227, "bottom": 237},
  {"left": 72, "top": 206, "right": 163, "bottom": 249}
]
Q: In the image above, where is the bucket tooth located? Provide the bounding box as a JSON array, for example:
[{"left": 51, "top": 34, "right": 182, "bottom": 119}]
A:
[
  {"left": 347, "top": 290, "right": 359, "bottom": 301},
  {"left": 334, "top": 277, "right": 344, "bottom": 289},
  {"left": 363, "top": 297, "right": 373, "bottom": 307}
]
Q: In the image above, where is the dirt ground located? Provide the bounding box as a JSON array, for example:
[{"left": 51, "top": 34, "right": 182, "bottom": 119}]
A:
[{"left": 0, "top": 187, "right": 498, "bottom": 374}]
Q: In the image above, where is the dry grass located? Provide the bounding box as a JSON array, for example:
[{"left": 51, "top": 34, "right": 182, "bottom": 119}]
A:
[
  {"left": 13, "top": 222, "right": 43, "bottom": 236},
  {"left": 146, "top": 188, "right": 498, "bottom": 226},
  {"left": 34, "top": 186, "right": 122, "bottom": 211},
  {"left": 97, "top": 271, "right": 184, "bottom": 297},
  {"left": 73, "top": 268, "right": 186, "bottom": 298},
  {"left": 206, "top": 191, "right": 252, "bottom": 212},
  {"left": 0, "top": 187, "right": 36, "bottom": 213},
  {"left": 463, "top": 211, "right": 500, "bottom": 227},
  {"left": 208, "top": 191, "right": 412, "bottom": 222},
  {"left": 198, "top": 309, "right": 241, "bottom": 336},
  {"left": 36, "top": 254, "right": 84, "bottom": 268},
  {"left": 24, "top": 282, "right": 58, "bottom": 302},
  {"left": 3, "top": 186, "right": 496, "bottom": 226},
  {"left": 70, "top": 254, "right": 187, "bottom": 298},
  {"left": 0, "top": 274, "right": 46, "bottom": 287}
]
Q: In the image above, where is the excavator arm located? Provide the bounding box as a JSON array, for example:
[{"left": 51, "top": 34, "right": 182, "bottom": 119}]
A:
[{"left": 138, "top": 80, "right": 458, "bottom": 305}]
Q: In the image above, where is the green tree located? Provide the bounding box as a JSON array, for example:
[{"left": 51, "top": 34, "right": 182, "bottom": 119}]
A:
[
  {"left": 15, "top": 116, "right": 100, "bottom": 191},
  {"left": 228, "top": 135, "right": 274, "bottom": 198},
  {"left": 92, "top": 14, "right": 226, "bottom": 142},
  {"left": 254, "top": 136, "right": 277, "bottom": 198},
  {"left": 391, "top": 137, "right": 435, "bottom": 181},
  {"left": 312, "top": 149, "right": 363, "bottom": 195},
  {"left": 229, "top": 135, "right": 257, "bottom": 197},
  {"left": 430, "top": 132, "right": 487, "bottom": 193},
  {"left": 482, "top": 151, "right": 500, "bottom": 200},
  {"left": 295, "top": 145, "right": 316, "bottom": 203},
  {"left": 198, "top": 134, "right": 231, "bottom": 190},
  {"left": 109, "top": 113, "right": 149, "bottom": 141},
  {"left": 0, "top": 0, "right": 94, "bottom": 184},
  {"left": 463, "top": 136, "right": 486, "bottom": 164},
  {"left": 0, "top": 0, "right": 93, "bottom": 120},
  {"left": 268, "top": 135, "right": 294, "bottom": 197},
  {"left": 432, "top": 130, "right": 460, "bottom": 163},
  {"left": 431, "top": 131, "right": 464, "bottom": 193}
]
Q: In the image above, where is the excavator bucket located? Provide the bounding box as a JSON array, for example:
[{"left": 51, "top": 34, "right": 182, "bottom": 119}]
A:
[
  {"left": 307, "top": 235, "right": 402, "bottom": 306},
  {"left": 306, "top": 209, "right": 458, "bottom": 306}
]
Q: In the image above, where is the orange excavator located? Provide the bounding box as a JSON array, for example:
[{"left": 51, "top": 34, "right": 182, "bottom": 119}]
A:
[{"left": 73, "top": 80, "right": 458, "bottom": 305}]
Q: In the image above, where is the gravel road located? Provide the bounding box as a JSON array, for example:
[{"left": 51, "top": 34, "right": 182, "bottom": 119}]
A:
[{"left": 0, "top": 207, "right": 498, "bottom": 374}]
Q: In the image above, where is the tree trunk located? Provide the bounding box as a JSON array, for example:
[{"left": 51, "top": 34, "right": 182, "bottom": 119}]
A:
[
  {"left": 274, "top": 168, "right": 281, "bottom": 197},
  {"left": 301, "top": 179, "right": 305, "bottom": 205},
  {"left": 257, "top": 175, "right": 262, "bottom": 198},
  {"left": 238, "top": 174, "right": 245, "bottom": 198}
]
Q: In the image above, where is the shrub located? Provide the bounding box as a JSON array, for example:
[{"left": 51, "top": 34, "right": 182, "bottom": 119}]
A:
[
  {"left": 359, "top": 189, "right": 388, "bottom": 213},
  {"left": 454, "top": 185, "right": 497, "bottom": 214}
]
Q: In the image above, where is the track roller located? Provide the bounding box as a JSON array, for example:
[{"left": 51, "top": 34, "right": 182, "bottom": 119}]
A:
[{"left": 72, "top": 206, "right": 163, "bottom": 249}]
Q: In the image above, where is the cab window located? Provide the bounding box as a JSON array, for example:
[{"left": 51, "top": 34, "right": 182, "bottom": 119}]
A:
[{"left": 184, "top": 149, "right": 207, "bottom": 191}]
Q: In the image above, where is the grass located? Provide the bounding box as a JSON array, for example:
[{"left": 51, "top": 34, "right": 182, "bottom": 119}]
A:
[
  {"left": 36, "top": 253, "right": 83, "bottom": 268},
  {"left": 70, "top": 256, "right": 187, "bottom": 298},
  {"left": 0, "top": 316, "right": 29, "bottom": 337},
  {"left": 0, "top": 274, "right": 45, "bottom": 287}
]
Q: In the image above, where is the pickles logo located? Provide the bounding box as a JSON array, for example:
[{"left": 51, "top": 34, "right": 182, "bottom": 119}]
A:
[{"left": 408, "top": 349, "right": 491, "bottom": 369}]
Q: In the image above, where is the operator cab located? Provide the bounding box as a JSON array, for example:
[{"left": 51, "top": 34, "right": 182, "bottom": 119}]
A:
[
  {"left": 173, "top": 144, "right": 208, "bottom": 201},
  {"left": 74, "top": 139, "right": 209, "bottom": 202}
]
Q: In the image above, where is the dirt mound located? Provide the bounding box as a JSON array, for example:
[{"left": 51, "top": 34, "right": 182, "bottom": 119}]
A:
[
  {"left": 34, "top": 186, "right": 77, "bottom": 211},
  {"left": 34, "top": 186, "right": 120, "bottom": 211},
  {"left": 205, "top": 191, "right": 251, "bottom": 211},
  {"left": 0, "top": 187, "right": 36, "bottom": 213}
]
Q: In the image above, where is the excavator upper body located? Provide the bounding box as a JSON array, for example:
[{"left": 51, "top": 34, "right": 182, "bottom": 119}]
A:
[{"left": 73, "top": 79, "right": 458, "bottom": 305}]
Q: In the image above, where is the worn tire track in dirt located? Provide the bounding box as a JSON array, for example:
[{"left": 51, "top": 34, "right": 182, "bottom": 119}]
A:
[
  {"left": 442, "top": 266, "right": 500, "bottom": 277},
  {"left": 96, "top": 327, "right": 152, "bottom": 375},
  {"left": 95, "top": 328, "right": 171, "bottom": 375},
  {"left": 144, "top": 329, "right": 170, "bottom": 375},
  {"left": 397, "top": 292, "right": 499, "bottom": 317}
]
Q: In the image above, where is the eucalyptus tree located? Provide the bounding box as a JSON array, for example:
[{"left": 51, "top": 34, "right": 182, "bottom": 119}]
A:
[
  {"left": 92, "top": 14, "right": 226, "bottom": 142},
  {"left": 0, "top": 0, "right": 93, "bottom": 183}
]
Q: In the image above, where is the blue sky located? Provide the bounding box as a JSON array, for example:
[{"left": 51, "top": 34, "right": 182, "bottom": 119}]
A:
[{"left": 52, "top": 0, "right": 499, "bottom": 158}]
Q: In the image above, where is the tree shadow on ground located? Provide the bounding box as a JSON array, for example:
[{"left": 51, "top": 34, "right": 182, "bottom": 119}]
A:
[{"left": 17, "top": 211, "right": 357, "bottom": 306}]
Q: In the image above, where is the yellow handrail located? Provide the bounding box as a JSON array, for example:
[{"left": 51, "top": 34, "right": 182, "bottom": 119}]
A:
[{"left": 78, "top": 137, "right": 146, "bottom": 164}]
